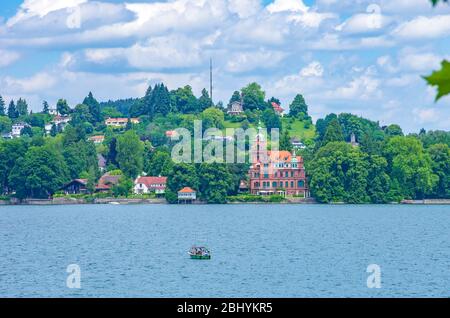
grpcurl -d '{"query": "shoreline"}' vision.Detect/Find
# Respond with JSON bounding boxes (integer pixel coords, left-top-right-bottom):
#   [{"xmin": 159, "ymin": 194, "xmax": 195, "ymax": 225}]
[{"xmin": 1, "ymin": 198, "xmax": 450, "ymax": 206}]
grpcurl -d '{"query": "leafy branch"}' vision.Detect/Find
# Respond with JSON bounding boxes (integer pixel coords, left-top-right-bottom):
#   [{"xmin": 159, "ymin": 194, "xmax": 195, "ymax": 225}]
[{"xmin": 424, "ymin": 0, "xmax": 449, "ymax": 101}]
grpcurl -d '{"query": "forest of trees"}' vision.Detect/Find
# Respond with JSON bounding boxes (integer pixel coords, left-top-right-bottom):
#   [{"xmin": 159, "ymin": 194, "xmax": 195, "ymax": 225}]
[{"xmin": 0, "ymin": 77, "xmax": 449, "ymax": 204}]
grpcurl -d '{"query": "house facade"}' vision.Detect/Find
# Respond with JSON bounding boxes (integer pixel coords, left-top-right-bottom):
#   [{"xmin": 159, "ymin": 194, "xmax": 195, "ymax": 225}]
[
  {"xmin": 45, "ymin": 115, "xmax": 71, "ymax": 135},
  {"xmin": 134, "ymin": 176, "xmax": 167, "ymax": 195},
  {"xmin": 95, "ymin": 173, "xmax": 120, "ymax": 192},
  {"xmin": 248, "ymin": 129, "xmax": 309, "ymax": 197},
  {"xmin": 291, "ymin": 138, "xmax": 306, "ymax": 150},
  {"xmin": 227, "ymin": 101, "xmax": 244, "ymax": 115},
  {"xmin": 62, "ymin": 179, "xmax": 88, "ymax": 195},
  {"xmin": 105, "ymin": 118, "xmax": 140, "ymax": 127},
  {"xmin": 11, "ymin": 122, "xmax": 29, "ymax": 138},
  {"xmin": 178, "ymin": 187, "xmax": 197, "ymax": 203},
  {"xmin": 89, "ymin": 135, "xmax": 105, "ymax": 144}
]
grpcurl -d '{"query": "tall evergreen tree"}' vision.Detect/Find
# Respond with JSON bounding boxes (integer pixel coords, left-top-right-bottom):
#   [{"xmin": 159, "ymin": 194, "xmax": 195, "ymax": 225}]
[
  {"xmin": 16, "ymin": 98, "xmax": 28, "ymax": 116},
  {"xmin": 83, "ymin": 92, "xmax": 102, "ymax": 124},
  {"xmin": 152, "ymin": 84, "xmax": 172, "ymax": 116},
  {"xmin": 198, "ymin": 88, "xmax": 212, "ymax": 111},
  {"xmin": 7, "ymin": 100, "xmax": 18, "ymax": 119},
  {"xmin": 42, "ymin": 101, "xmax": 50, "ymax": 114},
  {"xmin": 0, "ymin": 95, "xmax": 5, "ymax": 116}
]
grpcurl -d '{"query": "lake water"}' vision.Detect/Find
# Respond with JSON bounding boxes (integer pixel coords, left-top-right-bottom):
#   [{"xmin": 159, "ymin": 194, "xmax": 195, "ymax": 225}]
[{"xmin": 0, "ymin": 204, "xmax": 449, "ymax": 298}]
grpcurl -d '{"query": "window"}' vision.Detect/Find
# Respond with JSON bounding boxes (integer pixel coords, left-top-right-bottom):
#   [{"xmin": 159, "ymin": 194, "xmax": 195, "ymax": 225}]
[
  {"xmin": 285, "ymin": 172, "xmax": 289, "ymax": 178},
  {"xmin": 285, "ymin": 182, "xmax": 289, "ymax": 188},
  {"xmin": 291, "ymin": 181, "xmax": 294, "ymax": 188},
  {"xmin": 272, "ymin": 182, "xmax": 277, "ymax": 188},
  {"xmin": 298, "ymin": 181, "xmax": 305, "ymax": 188}
]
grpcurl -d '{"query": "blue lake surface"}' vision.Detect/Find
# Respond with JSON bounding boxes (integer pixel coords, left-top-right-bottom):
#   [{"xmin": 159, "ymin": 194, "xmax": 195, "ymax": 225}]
[{"xmin": 0, "ymin": 204, "xmax": 449, "ymax": 298}]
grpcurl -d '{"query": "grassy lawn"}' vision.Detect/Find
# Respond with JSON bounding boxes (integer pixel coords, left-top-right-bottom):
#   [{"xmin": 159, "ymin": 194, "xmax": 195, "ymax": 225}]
[
  {"xmin": 223, "ymin": 118, "xmax": 316, "ymax": 141},
  {"xmin": 282, "ymin": 118, "xmax": 316, "ymax": 141}
]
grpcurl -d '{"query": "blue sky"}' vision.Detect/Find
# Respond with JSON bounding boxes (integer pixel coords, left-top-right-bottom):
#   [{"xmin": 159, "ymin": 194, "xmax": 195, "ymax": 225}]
[{"xmin": 1, "ymin": 0, "xmax": 450, "ymax": 132}]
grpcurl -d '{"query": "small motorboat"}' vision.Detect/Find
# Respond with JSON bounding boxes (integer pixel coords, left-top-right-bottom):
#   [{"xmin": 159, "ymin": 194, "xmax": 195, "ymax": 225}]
[{"xmin": 188, "ymin": 246, "xmax": 211, "ymax": 260}]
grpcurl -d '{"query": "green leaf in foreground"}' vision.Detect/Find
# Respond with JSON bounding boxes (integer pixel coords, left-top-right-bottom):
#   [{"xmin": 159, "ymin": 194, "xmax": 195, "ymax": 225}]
[{"xmin": 423, "ymin": 60, "xmax": 450, "ymax": 101}]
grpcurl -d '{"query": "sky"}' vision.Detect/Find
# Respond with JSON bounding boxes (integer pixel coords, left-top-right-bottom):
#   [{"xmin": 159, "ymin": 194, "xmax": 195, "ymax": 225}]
[{"xmin": 1, "ymin": 0, "xmax": 450, "ymax": 132}]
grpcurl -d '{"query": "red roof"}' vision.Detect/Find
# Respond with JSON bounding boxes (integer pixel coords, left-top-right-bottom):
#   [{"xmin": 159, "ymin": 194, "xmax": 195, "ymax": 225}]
[
  {"xmin": 89, "ymin": 135, "xmax": 105, "ymax": 141},
  {"xmin": 271, "ymin": 102, "xmax": 284, "ymax": 113},
  {"xmin": 166, "ymin": 130, "xmax": 178, "ymax": 137},
  {"xmin": 178, "ymin": 187, "xmax": 196, "ymax": 193},
  {"xmin": 136, "ymin": 176, "xmax": 167, "ymax": 188},
  {"xmin": 96, "ymin": 173, "xmax": 120, "ymax": 190}
]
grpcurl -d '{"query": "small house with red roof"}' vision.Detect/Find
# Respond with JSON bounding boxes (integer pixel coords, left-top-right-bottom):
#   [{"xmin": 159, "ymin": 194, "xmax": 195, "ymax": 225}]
[
  {"xmin": 89, "ymin": 135, "xmax": 105, "ymax": 144},
  {"xmin": 95, "ymin": 173, "xmax": 121, "ymax": 193},
  {"xmin": 166, "ymin": 130, "xmax": 179, "ymax": 139},
  {"xmin": 271, "ymin": 102, "xmax": 284, "ymax": 116},
  {"xmin": 178, "ymin": 187, "xmax": 197, "ymax": 203},
  {"xmin": 134, "ymin": 176, "xmax": 167, "ymax": 195}
]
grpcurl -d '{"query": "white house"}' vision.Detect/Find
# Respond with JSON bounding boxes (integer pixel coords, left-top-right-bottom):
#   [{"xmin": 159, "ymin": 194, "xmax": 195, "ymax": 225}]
[
  {"xmin": 45, "ymin": 115, "xmax": 71, "ymax": 135},
  {"xmin": 11, "ymin": 122, "xmax": 29, "ymax": 138},
  {"xmin": 291, "ymin": 138, "xmax": 306, "ymax": 150},
  {"xmin": 105, "ymin": 118, "xmax": 140, "ymax": 127},
  {"xmin": 227, "ymin": 101, "xmax": 244, "ymax": 115},
  {"xmin": 49, "ymin": 108, "xmax": 58, "ymax": 116},
  {"xmin": 178, "ymin": 187, "xmax": 197, "ymax": 203},
  {"xmin": 134, "ymin": 176, "xmax": 167, "ymax": 195}
]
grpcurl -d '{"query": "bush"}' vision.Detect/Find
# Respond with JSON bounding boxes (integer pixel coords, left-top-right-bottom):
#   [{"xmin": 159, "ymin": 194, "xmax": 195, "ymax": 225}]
[{"xmin": 227, "ymin": 194, "xmax": 285, "ymax": 203}]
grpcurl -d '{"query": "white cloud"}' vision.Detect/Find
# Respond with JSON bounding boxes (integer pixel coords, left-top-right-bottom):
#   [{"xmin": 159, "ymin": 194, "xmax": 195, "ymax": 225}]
[
  {"xmin": 267, "ymin": 0, "xmax": 308, "ymax": 14},
  {"xmin": 2, "ymin": 72, "xmax": 56, "ymax": 94},
  {"xmin": 335, "ymin": 13, "xmax": 391, "ymax": 34},
  {"xmin": 85, "ymin": 34, "xmax": 206, "ymax": 69},
  {"xmin": 289, "ymin": 11, "xmax": 336, "ymax": 28},
  {"xmin": 226, "ymin": 49, "xmax": 286, "ymax": 73},
  {"xmin": 300, "ymin": 61, "xmax": 324, "ymax": 77},
  {"xmin": 392, "ymin": 15, "xmax": 450, "ymax": 40},
  {"xmin": 7, "ymin": 0, "xmax": 88, "ymax": 27},
  {"xmin": 228, "ymin": 0, "xmax": 261, "ymax": 18},
  {"xmin": 0, "ymin": 50, "xmax": 20, "ymax": 67},
  {"xmin": 325, "ymin": 74, "xmax": 381, "ymax": 100},
  {"xmin": 413, "ymin": 107, "xmax": 440, "ymax": 124},
  {"xmin": 399, "ymin": 52, "xmax": 443, "ymax": 72},
  {"xmin": 380, "ymin": 0, "xmax": 445, "ymax": 14}
]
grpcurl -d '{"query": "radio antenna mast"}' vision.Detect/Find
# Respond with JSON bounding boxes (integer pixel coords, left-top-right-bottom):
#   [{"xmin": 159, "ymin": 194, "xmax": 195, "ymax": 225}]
[{"xmin": 210, "ymin": 58, "xmax": 213, "ymax": 107}]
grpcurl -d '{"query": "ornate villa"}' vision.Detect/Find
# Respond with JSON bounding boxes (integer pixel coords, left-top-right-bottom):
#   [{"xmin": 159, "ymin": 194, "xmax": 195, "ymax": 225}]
[{"xmin": 248, "ymin": 128, "xmax": 309, "ymax": 197}]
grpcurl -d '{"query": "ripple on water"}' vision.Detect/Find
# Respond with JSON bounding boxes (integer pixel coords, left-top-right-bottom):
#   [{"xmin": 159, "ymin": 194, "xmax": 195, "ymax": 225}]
[{"xmin": 0, "ymin": 204, "xmax": 449, "ymax": 297}]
